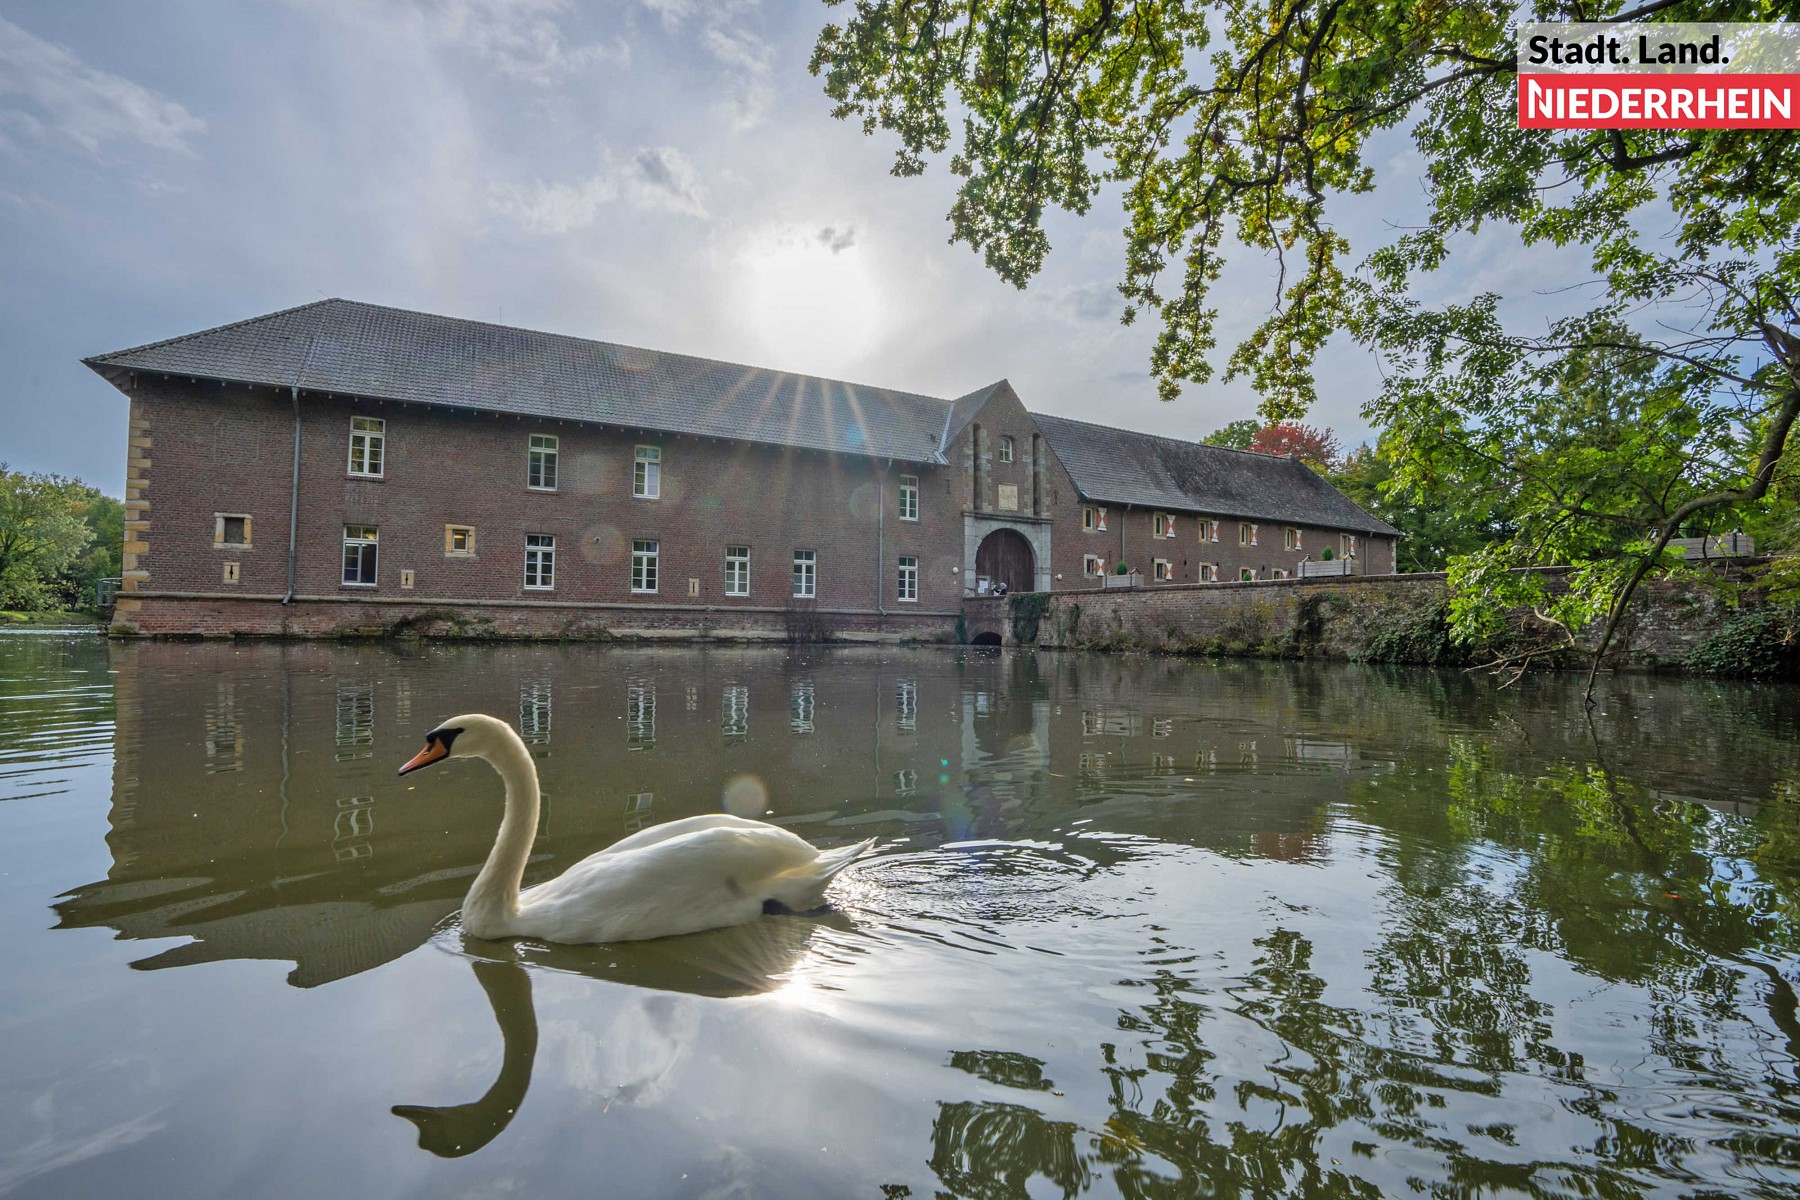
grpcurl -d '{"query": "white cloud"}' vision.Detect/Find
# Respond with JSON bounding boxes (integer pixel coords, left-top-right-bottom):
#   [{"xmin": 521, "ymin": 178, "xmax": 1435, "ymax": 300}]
[
  {"xmin": 628, "ymin": 146, "xmax": 707, "ymax": 218},
  {"xmin": 635, "ymin": 2, "xmax": 773, "ymax": 130},
  {"xmin": 436, "ymin": 0, "xmax": 628, "ymax": 82},
  {"xmin": 639, "ymin": 0, "xmax": 697, "ymax": 29},
  {"xmin": 0, "ymin": 16, "xmax": 205, "ymax": 156},
  {"xmin": 490, "ymin": 143, "xmax": 707, "ymax": 231},
  {"xmin": 490, "ymin": 161, "xmax": 619, "ymax": 234},
  {"xmin": 701, "ymin": 25, "xmax": 773, "ymax": 130},
  {"xmin": 0, "ymin": 188, "xmax": 54, "ymax": 211}
]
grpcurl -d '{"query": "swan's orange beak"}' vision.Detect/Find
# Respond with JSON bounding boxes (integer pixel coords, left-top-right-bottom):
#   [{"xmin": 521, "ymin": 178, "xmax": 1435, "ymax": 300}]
[{"xmin": 398, "ymin": 738, "xmax": 450, "ymax": 776}]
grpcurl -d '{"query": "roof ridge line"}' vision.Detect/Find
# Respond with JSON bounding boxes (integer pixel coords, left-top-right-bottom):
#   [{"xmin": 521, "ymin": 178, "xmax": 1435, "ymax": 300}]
[
  {"xmin": 308, "ymin": 298, "xmax": 962, "ymax": 411},
  {"xmin": 1033, "ymin": 409, "xmax": 1304, "ymax": 463},
  {"xmin": 83, "ymin": 297, "xmax": 338, "ymax": 365}
]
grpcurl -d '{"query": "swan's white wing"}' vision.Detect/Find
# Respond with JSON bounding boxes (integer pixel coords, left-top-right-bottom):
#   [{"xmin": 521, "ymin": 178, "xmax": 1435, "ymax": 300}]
[
  {"xmin": 516, "ymin": 822, "xmax": 850, "ymax": 944},
  {"xmin": 593, "ymin": 814, "xmax": 791, "ymax": 860}
]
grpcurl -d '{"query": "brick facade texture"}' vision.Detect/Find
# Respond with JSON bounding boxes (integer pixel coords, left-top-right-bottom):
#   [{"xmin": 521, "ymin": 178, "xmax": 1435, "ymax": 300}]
[{"xmin": 111, "ymin": 374, "xmax": 1398, "ymax": 639}]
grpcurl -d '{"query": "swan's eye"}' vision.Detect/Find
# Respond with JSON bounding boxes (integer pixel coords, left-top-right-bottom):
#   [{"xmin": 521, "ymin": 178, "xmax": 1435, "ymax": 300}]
[{"xmin": 427, "ymin": 727, "xmax": 464, "ymax": 751}]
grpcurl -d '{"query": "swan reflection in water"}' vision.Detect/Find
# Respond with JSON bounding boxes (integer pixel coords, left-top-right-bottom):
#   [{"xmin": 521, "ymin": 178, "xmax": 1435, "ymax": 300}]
[{"xmin": 392, "ymin": 908, "xmax": 858, "ymax": 1158}]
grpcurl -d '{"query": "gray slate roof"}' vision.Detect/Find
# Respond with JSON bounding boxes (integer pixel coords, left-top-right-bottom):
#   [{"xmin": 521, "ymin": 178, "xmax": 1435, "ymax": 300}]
[
  {"xmin": 1034, "ymin": 413, "xmax": 1399, "ymax": 537},
  {"xmin": 86, "ymin": 298, "xmax": 1397, "ymax": 536},
  {"xmin": 86, "ymin": 298, "xmax": 954, "ymax": 464}
]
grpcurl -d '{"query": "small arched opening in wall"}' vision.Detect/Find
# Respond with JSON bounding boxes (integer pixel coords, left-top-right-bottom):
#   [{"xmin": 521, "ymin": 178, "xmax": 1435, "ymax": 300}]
[{"xmin": 969, "ymin": 630, "xmax": 1003, "ymax": 647}]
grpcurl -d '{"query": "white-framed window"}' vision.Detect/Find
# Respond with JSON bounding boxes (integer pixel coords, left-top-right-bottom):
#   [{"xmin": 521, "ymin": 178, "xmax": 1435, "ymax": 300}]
[
  {"xmin": 631, "ymin": 539, "xmax": 659, "ymax": 593},
  {"xmin": 634, "ymin": 445, "xmax": 661, "ymax": 498},
  {"xmin": 1153, "ymin": 558, "xmax": 1173, "ymax": 581},
  {"xmin": 724, "ymin": 545, "xmax": 750, "ymax": 596},
  {"xmin": 445, "ymin": 525, "xmax": 475, "ymax": 556},
  {"xmin": 1197, "ymin": 518, "xmax": 1217, "ymax": 542},
  {"xmin": 899, "ymin": 475, "xmax": 919, "ymax": 521},
  {"xmin": 1239, "ymin": 522, "xmax": 1257, "ymax": 546},
  {"xmin": 790, "ymin": 680, "xmax": 815, "ymax": 734},
  {"xmin": 1082, "ymin": 505, "xmax": 1108, "ymax": 532},
  {"xmin": 1341, "ymin": 533, "xmax": 1359, "ymax": 559},
  {"xmin": 722, "ymin": 685, "xmax": 749, "ymax": 740},
  {"xmin": 214, "ymin": 513, "xmax": 252, "ymax": 548},
  {"xmin": 1272, "ymin": 568, "xmax": 1290, "ymax": 579},
  {"xmin": 1199, "ymin": 563, "xmax": 1218, "ymax": 582},
  {"xmin": 627, "ymin": 682, "xmax": 655, "ymax": 749},
  {"xmin": 793, "ymin": 549, "xmax": 816, "ymax": 598},
  {"xmin": 348, "ymin": 416, "xmax": 385, "ymax": 478},
  {"xmin": 1285, "ymin": 527, "xmax": 1302, "ymax": 551},
  {"xmin": 624, "ymin": 792, "xmax": 655, "ymax": 831},
  {"xmin": 528, "ymin": 434, "xmax": 558, "ymax": 490},
  {"xmin": 998, "ymin": 436, "xmax": 1015, "ymax": 463},
  {"xmin": 897, "ymin": 556, "xmax": 919, "ymax": 602},
  {"xmin": 1154, "ymin": 512, "xmax": 1176, "ymax": 538},
  {"xmin": 524, "ymin": 533, "xmax": 555, "ymax": 590},
  {"xmin": 1083, "ymin": 554, "xmax": 1106, "ymax": 577},
  {"xmin": 342, "ymin": 524, "xmax": 378, "ymax": 585},
  {"xmin": 334, "ymin": 799, "xmax": 374, "ymax": 842},
  {"xmin": 1239, "ymin": 567, "xmax": 1256, "ymax": 582},
  {"xmin": 519, "ymin": 681, "xmax": 552, "ymax": 745}
]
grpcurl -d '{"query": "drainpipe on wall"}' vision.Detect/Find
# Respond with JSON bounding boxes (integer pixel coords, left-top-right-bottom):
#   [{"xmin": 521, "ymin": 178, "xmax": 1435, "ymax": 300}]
[
  {"xmin": 1119, "ymin": 504, "xmax": 1129, "ymax": 575},
  {"xmin": 283, "ymin": 384, "xmax": 300, "ymax": 604},
  {"xmin": 876, "ymin": 467, "xmax": 886, "ymax": 616},
  {"xmin": 283, "ymin": 308, "xmax": 329, "ymax": 606}
]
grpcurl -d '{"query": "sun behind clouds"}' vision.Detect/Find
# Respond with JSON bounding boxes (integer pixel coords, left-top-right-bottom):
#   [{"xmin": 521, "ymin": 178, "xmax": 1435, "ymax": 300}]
[{"xmin": 731, "ymin": 223, "xmax": 885, "ymax": 375}]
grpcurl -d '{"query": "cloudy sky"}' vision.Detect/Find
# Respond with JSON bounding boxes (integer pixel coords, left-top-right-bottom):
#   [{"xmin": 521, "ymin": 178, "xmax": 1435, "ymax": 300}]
[{"xmin": 0, "ymin": 0, "xmax": 1552, "ymax": 495}]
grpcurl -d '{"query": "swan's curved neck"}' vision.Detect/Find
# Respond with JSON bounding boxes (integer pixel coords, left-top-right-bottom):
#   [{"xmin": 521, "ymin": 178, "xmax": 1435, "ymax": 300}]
[{"xmin": 464, "ymin": 730, "xmax": 539, "ymax": 937}]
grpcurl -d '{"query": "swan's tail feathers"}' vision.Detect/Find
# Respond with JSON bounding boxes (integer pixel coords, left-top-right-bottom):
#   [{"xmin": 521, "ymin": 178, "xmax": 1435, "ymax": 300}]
[{"xmin": 766, "ymin": 838, "xmax": 877, "ymax": 913}]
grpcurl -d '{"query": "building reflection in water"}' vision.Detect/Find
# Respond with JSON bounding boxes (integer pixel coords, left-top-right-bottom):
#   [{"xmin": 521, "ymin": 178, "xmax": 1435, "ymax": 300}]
[
  {"xmin": 518, "ymin": 680, "xmax": 551, "ymax": 746},
  {"xmin": 28, "ymin": 639, "xmax": 1800, "ymax": 1188},
  {"xmin": 57, "ymin": 642, "xmax": 1776, "ymax": 997}
]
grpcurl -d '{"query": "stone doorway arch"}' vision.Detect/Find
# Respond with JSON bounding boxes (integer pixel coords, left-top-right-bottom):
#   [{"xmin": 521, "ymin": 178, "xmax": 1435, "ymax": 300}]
[{"xmin": 975, "ymin": 528, "xmax": 1036, "ymax": 594}]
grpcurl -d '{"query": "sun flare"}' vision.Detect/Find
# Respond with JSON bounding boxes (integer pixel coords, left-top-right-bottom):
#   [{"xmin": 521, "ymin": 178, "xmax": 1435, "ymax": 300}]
[{"xmin": 732, "ymin": 225, "xmax": 884, "ymax": 374}]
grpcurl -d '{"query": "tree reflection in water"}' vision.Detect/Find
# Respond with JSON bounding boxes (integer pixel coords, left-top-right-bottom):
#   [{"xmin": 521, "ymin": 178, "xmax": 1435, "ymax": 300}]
[
  {"xmin": 15, "ymin": 640, "xmax": 1798, "ymax": 1197},
  {"xmin": 918, "ymin": 729, "xmax": 1800, "ymax": 1199}
]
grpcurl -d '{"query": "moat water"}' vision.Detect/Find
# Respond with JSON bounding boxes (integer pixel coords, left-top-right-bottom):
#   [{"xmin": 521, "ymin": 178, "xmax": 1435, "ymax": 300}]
[{"xmin": 2, "ymin": 630, "xmax": 1798, "ymax": 1199}]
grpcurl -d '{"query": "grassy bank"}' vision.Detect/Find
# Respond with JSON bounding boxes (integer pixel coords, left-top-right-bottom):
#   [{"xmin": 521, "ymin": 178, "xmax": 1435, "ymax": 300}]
[{"xmin": 1, "ymin": 610, "xmax": 100, "ymax": 626}]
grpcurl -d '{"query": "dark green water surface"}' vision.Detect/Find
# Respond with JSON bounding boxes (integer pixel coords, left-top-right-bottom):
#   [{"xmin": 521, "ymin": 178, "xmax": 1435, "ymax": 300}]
[{"xmin": 2, "ymin": 631, "xmax": 1798, "ymax": 1198}]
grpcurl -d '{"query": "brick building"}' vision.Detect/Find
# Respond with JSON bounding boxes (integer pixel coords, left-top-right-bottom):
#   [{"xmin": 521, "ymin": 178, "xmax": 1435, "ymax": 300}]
[{"xmin": 84, "ymin": 299, "xmax": 1398, "ymax": 638}]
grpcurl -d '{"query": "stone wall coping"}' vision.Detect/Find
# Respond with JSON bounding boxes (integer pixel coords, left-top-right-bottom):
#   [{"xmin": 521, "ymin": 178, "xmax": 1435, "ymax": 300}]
[{"xmin": 961, "ymin": 555, "xmax": 1777, "ymax": 608}]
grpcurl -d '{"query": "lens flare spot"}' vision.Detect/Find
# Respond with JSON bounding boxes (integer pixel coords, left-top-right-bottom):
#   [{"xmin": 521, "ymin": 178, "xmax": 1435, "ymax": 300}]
[{"xmin": 722, "ymin": 774, "xmax": 769, "ymax": 818}]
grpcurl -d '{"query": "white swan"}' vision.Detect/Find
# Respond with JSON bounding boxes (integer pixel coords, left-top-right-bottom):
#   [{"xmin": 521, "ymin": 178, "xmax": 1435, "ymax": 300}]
[{"xmin": 397, "ymin": 713, "xmax": 874, "ymax": 944}]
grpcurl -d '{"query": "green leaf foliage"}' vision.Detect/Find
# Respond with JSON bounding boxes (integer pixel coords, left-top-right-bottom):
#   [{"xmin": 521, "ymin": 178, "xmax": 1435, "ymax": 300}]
[
  {"xmin": 0, "ymin": 465, "xmax": 111, "ymax": 612},
  {"xmin": 813, "ymin": 2, "xmax": 1800, "ymax": 679},
  {"xmin": 1202, "ymin": 419, "xmax": 1261, "ymax": 450}
]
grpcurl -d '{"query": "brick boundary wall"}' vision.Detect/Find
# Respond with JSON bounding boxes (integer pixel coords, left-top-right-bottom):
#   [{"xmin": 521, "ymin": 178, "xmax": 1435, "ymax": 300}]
[
  {"xmin": 962, "ymin": 560, "xmax": 1774, "ymax": 671},
  {"xmin": 115, "ymin": 593, "xmax": 961, "ymax": 642}
]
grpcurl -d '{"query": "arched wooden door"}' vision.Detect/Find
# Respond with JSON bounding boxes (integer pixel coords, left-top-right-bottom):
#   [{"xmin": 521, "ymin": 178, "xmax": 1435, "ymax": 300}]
[{"xmin": 975, "ymin": 529, "xmax": 1035, "ymax": 593}]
